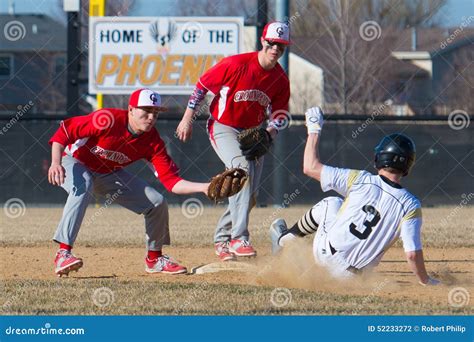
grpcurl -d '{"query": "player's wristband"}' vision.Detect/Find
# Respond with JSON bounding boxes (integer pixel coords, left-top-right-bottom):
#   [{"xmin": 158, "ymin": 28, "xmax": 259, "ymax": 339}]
[
  {"xmin": 307, "ymin": 125, "xmax": 321, "ymax": 134},
  {"xmin": 267, "ymin": 119, "xmax": 282, "ymax": 132},
  {"xmin": 187, "ymin": 86, "xmax": 207, "ymax": 109}
]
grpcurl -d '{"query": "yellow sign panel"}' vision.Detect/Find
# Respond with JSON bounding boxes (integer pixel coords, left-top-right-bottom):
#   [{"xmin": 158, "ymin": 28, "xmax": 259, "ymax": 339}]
[
  {"xmin": 96, "ymin": 54, "xmax": 224, "ymax": 86},
  {"xmin": 90, "ymin": 0, "xmax": 105, "ymax": 17}
]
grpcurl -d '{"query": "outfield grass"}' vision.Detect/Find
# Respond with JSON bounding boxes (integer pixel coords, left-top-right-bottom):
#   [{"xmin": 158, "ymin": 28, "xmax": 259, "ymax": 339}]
[
  {"xmin": 1, "ymin": 206, "xmax": 472, "ymax": 248},
  {"xmin": 2, "ymin": 279, "xmax": 470, "ymax": 315}
]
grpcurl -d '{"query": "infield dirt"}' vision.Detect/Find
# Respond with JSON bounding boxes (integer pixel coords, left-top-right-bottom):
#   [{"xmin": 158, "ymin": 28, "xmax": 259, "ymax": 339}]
[{"xmin": 1, "ymin": 206, "xmax": 472, "ymax": 315}]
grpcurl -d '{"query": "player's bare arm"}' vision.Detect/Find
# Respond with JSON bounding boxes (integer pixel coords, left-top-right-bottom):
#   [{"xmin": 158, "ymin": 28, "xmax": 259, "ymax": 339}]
[
  {"xmin": 303, "ymin": 107, "xmax": 325, "ymax": 182},
  {"xmin": 48, "ymin": 142, "xmax": 66, "ymax": 186},
  {"xmin": 176, "ymin": 107, "xmax": 195, "ymax": 142},
  {"xmin": 172, "ymin": 170, "xmax": 247, "ymax": 202},
  {"xmin": 172, "ymin": 179, "xmax": 209, "ymax": 195},
  {"xmin": 177, "ymin": 84, "xmax": 209, "ymax": 142},
  {"xmin": 406, "ymin": 250, "xmax": 440, "ymax": 286}
]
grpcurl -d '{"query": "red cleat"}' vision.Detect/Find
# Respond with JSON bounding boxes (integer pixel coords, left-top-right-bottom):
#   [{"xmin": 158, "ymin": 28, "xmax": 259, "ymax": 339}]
[
  {"xmin": 229, "ymin": 239, "xmax": 257, "ymax": 257},
  {"xmin": 145, "ymin": 255, "xmax": 187, "ymax": 274},
  {"xmin": 54, "ymin": 249, "xmax": 83, "ymax": 277},
  {"xmin": 215, "ymin": 242, "xmax": 236, "ymax": 261}
]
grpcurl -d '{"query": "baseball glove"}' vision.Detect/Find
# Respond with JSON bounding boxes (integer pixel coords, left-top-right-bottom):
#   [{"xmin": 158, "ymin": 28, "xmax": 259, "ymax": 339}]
[
  {"xmin": 237, "ymin": 127, "xmax": 273, "ymax": 161},
  {"xmin": 207, "ymin": 168, "xmax": 248, "ymax": 202}
]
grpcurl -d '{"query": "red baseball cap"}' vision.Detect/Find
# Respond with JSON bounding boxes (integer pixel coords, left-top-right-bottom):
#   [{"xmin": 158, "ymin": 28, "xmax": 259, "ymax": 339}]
[
  {"xmin": 262, "ymin": 21, "xmax": 291, "ymax": 45},
  {"xmin": 129, "ymin": 88, "xmax": 167, "ymax": 110}
]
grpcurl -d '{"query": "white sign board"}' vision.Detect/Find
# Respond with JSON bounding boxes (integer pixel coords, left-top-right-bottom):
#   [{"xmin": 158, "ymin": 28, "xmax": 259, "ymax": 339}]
[{"xmin": 88, "ymin": 16, "xmax": 244, "ymax": 94}]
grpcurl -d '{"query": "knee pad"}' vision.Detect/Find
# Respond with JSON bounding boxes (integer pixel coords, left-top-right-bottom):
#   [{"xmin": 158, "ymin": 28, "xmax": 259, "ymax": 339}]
[{"xmin": 144, "ymin": 187, "xmax": 165, "ymax": 207}]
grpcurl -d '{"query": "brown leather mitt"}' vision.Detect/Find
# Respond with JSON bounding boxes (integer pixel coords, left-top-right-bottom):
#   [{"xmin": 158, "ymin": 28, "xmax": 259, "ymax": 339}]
[
  {"xmin": 237, "ymin": 127, "xmax": 273, "ymax": 161},
  {"xmin": 207, "ymin": 168, "xmax": 248, "ymax": 202}
]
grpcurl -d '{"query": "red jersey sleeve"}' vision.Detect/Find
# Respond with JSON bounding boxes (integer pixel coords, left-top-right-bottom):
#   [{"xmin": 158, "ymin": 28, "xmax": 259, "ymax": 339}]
[
  {"xmin": 148, "ymin": 135, "xmax": 183, "ymax": 192},
  {"xmin": 271, "ymin": 75, "xmax": 290, "ymax": 113},
  {"xmin": 198, "ymin": 57, "xmax": 233, "ymax": 94},
  {"xmin": 49, "ymin": 109, "xmax": 110, "ymax": 146}
]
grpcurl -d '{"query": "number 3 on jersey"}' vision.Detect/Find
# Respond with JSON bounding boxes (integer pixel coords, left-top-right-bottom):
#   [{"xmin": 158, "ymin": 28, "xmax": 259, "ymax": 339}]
[{"xmin": 349, "ymin": 205, "xmax": 381, "ymax": 240}]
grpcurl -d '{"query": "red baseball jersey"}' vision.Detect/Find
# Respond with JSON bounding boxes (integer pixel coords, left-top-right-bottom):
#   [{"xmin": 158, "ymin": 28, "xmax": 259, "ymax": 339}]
[
  {"xmin": 49, "ymin": 108, "xmax": 182, "ymax": 191},
  {"xmin": 198, "ymin": 51, "xmax": 290, "ymax": 129}
]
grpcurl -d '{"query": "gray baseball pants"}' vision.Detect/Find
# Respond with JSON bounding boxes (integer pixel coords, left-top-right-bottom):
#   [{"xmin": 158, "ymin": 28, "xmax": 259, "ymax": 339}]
[
  {"xmin": 53, "ymin": 155, "xmax": 169, "ymax": 251},
  {"xmin": 207, "ymin": 119, "xmax": 264, "ymax": 243}
]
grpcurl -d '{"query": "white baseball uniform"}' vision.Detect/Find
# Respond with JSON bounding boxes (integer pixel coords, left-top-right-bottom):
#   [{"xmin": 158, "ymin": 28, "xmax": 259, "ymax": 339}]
[{"xmin": 312, "ymin": 165, "xmax": 422, "ymax": 278}]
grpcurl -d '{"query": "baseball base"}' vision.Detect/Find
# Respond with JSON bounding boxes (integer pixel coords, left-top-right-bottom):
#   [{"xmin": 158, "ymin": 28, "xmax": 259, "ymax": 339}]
[{"xmin": 189, "ymin": 261, "xmax": 255, "ymax": 275}]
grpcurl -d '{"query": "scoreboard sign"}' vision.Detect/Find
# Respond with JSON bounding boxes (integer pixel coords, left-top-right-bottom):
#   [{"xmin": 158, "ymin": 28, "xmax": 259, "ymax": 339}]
[{"xmin": 88, "ymin": 16, "xmax": 243, "ymax": 94}]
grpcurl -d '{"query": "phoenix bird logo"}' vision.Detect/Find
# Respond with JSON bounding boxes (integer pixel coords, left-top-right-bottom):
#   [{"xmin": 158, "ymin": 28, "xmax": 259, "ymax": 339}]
[{"xmin": 149, "ymin": 19, "xmax": 177, "ymax": 54}]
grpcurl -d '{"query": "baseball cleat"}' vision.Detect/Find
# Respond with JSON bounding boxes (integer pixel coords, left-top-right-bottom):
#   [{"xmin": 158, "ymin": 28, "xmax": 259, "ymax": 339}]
[
  {"xmin": 215, "ymin": 242, "xmax": 236, "ymax": 261},
  {"xmin": 54, "ymin": 249, "xmax": 83, "ymax": 277},
  {"xmin": 145, "ymin": 255, "xmax": 187, "ymax": 274},
  {"xmin": 270, "ymin": 218, "xmax": 288, "ymax": 254},
  {"xmin": 229, "ymin": 239, "xmax": 257, "ymax": 257}
]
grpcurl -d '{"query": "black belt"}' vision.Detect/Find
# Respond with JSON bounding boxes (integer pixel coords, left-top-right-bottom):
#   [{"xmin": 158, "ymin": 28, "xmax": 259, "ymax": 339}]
[{"xmin": 328, "ymin": 242, "xmax": 363, "ymax": 275}]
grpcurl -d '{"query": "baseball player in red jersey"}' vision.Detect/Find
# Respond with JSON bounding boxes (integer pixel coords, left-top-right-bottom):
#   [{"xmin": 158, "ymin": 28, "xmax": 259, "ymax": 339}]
[
  {"xmin": 176, "ymin": 22, "xmax": 291, "ymax": 261},
  {"xmin": 48, "ymin": 88, "xmax": 211, "ymax": 276}
]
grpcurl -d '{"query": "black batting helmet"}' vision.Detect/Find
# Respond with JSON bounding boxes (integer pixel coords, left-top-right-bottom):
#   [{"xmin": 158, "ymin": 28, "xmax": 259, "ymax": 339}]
[{"xmin": 374, "ymin": 133, "xmax": 416, "ymax": 176}]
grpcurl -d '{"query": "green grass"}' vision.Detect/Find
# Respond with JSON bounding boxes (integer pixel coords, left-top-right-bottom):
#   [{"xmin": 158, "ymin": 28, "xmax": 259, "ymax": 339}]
[{"xmin": 1, "ymin": 279, "xmax": 470, "ymax": 316}]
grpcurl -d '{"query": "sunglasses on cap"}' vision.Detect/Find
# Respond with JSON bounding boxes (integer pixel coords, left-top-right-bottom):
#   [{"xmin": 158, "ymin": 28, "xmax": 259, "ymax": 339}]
[{"xmin": 264, "ymin": 40, "xmax": 286, "ymax": 50}]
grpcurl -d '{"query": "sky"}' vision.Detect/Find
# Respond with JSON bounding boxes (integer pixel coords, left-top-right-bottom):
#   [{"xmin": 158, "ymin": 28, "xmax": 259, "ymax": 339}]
[{"xmin": 0, "ymin": 0, "xmax": 472, "ymax": 28}]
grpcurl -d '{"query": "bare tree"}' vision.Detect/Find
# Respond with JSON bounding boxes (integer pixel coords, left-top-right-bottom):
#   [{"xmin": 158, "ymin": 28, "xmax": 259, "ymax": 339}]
[
  {"xmin": 175, "ymin": 0, "xmax": 258, "ymax": 23},
  {"xmin": 290, "ymin": 0, "xmax": 447, "ymax": 114},
  {"xmin": 291, "ymin": 0, "xmax": 446, "ymax": 36},
  {"xmin": 440, "ymin": 47, "xmax": 474, "ymax": 114}
]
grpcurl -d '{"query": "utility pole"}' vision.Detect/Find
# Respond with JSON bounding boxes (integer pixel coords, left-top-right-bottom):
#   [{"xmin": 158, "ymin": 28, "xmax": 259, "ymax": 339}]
[
  {"xmin": 256, "ymin": 0, "xmax": 268, "ymax": 51},
  {"xmin": 272, "ymin": 0, "xmax": 290, "ymax": 206},
  {"xmin": 64, "ymin": 0, "xmax": 81, "ymax": 116},
  {"xmin": 275, "ymin": 0, "xmax": 289, "ymax": 74},
  {"xmin": 90, "ymin": 0, "xmax": 105, "ymax": 109}
]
